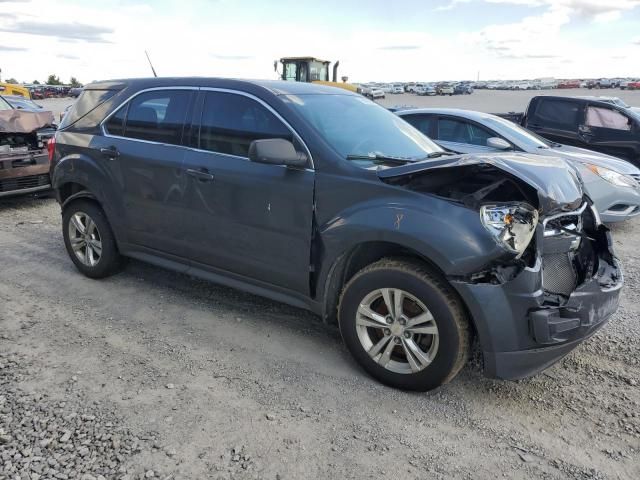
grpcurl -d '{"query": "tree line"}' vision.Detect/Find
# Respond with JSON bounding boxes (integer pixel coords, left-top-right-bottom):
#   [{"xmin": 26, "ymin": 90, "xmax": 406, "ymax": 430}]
[{"xmin": 2, "ymin": 75, "xmax": 83, "ymax": 87}]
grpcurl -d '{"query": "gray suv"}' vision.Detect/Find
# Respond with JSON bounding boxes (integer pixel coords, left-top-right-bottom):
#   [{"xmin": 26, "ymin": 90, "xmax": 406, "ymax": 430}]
[{"xmin": 50, "ymin": 78, "xmax": 622, "ymax": 391}]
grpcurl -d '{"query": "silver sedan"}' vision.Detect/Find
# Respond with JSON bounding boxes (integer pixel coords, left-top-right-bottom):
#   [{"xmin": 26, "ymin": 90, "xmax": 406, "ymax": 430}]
[{"xmin": 396, "ymin": 108, "xmax": 640, "ymax": 223}]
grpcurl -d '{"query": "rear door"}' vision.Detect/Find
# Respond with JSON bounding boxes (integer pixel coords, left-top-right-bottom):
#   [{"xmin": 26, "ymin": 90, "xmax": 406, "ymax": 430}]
[
  {"xmin": 525, "ymin": 97, "xmax": 584, "ymax": 146},
  {"xmin": 582, "ymin": 104, "xmax": 639, "ymax": 162},
  {"xmin": 98, "ymin": 88, "xmax": 196, "ymax": 255},
  {"xmin": 181, "ymin": 89, "xmax": 315, "ymax": 294}
]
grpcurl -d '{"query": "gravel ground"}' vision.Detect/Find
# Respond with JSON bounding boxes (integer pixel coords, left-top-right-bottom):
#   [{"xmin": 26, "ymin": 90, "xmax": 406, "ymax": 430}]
[
  {"xmin": 376, "ymin": 88, "xmax": 640, "ymax": 112},
  {"xmin": 1, "ymin": 193, "xmax": 639, "ymax": 479}
]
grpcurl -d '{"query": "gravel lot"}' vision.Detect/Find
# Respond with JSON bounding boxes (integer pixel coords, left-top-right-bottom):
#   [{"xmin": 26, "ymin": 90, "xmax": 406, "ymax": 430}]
[
  {"xmin": 376, "ymin": 87, "xmax": 640, "ymax": 112},
  {"xmin": 2, "ymin": 91, "xmax": 640, "ymax": 479}
]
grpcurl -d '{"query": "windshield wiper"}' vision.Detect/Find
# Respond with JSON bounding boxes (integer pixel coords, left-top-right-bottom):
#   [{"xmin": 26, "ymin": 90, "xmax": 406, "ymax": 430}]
[
  {"xmin": 345, "ymin": 154, "xmax": 416, "ymax": 165},
  {"xmin": 424, "ymin": 151, "xmax": 455, "ymax": 158}
]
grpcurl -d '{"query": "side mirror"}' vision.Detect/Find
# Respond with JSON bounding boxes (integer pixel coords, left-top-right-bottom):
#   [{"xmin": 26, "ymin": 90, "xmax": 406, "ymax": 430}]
[
  {"xmin": 248, "ymin": 138, "xmax": 308, "ymax": 168},
  {"xmin": 487, "ymin": 137, "xmax": 512, "ymax": 150}
]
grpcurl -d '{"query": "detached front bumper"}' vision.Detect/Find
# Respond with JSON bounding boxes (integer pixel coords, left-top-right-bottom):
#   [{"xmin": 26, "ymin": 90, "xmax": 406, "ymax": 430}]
[{"xmin": 451, "ymin": 228, "xmax": 622, "ymax": 380}]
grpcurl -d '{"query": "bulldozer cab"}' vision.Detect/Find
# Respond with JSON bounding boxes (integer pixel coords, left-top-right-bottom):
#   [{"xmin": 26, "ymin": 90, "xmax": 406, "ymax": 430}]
[{"xmin": 278, "ymin": 57, "xmax": 330, "ymax": 83}]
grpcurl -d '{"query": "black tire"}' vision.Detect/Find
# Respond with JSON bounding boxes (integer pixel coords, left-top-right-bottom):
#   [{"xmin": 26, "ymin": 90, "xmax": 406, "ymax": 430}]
[
  {"xmin": 62, "ymin": 199, "xmax": 124, "ymax": 279},
  {"xmin": 338, "ymin": 258, "xmax": 470, "ymax": 391}
]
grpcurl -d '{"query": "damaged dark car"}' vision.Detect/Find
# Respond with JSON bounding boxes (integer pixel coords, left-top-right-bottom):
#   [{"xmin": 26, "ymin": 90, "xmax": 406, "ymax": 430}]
[
  {"xmin": 0, "ymin": 95, "xmax": 56, "ymax": 198},
  {"xmin": 50, "ymin": 79, "xmax": 622, "ymax": 391}
]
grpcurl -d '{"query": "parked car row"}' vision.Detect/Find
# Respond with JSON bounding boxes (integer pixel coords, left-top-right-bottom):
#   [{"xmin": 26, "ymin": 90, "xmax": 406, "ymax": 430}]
[{"xmin": 47, "ymin": 77, "xmax": 623, "ymax": 393}]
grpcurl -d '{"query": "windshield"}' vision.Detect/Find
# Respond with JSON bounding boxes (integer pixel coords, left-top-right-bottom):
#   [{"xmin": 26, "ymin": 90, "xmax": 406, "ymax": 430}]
[
  {"xmin": 283, "ymin": 94, "xmax": 443, "ymax": 166},
  {"xmin": 0, "ymin": 96, "xmax": 12, "ymax": 111},
  {"xmin": 485, "ymin": 116, "xmax": 554, "ymax": 149}
]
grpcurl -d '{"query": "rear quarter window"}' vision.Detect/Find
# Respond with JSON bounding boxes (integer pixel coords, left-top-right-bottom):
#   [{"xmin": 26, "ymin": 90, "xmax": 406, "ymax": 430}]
[
  {"xmin": 59, "ymin": 89, "xmax": 119, "ymax": 129},
  {"xmin": 530, "ymin": 99, "xmax": 581, "ymax": 131}
]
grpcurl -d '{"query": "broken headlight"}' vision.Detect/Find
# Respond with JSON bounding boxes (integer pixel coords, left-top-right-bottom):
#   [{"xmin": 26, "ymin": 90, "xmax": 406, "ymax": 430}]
[{"xmin": 480, "ymin": 204, "xmax": 539, "ymax": 257}]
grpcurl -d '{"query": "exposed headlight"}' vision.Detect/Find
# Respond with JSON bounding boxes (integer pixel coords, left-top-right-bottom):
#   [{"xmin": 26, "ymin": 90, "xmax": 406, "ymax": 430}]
[
  {"xmin": 480, "ymin": 204, "xmax": 539, "ymax": 257},
  {"xmin": 586, "ymin": 164, "xmax": 638, "ymax": 188}
]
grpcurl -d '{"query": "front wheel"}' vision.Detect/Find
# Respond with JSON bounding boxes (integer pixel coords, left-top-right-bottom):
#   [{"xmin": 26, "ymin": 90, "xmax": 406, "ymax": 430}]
[{"xmin": 338, "ymin": 258, "xmax": 470, "ymax": 391}]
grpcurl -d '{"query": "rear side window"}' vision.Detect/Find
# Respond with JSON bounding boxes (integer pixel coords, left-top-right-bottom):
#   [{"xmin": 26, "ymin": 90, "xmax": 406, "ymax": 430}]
[
  {"xmin": 403, "ymin": 114, "xmax": 435, "ymax": 137},
  {"xmin": 437, "ymin": 118, "xmax": 493, "ymax": 146},
  {"xmin": 59, "ymin": 89, "xmax": 118, "ymax": 129},
  {"xmin": 105, "ymin": 90, "xmax": 192, "ymax": 145},
  {"xmin": 105, "ymin": 104, "xmax": 127, "ymax": 136},
  {"xmin": 197, "ymin": 92, "xmax": 292, "ymax": 157},
  {"xmin": 530, "ymin": 99, "xmax": 581, "ymax": 131}
]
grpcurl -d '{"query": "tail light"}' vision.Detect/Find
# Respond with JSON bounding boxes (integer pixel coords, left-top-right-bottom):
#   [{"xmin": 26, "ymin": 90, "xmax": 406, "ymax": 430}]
[{"xmin": 47, "ymin": 136, "xmax": 56, "ymax": 163}]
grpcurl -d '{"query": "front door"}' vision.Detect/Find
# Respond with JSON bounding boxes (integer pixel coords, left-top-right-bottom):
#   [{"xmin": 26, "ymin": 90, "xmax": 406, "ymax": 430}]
[{"xmin": 181, "ymin": 90, "xmax": 315, "ymax": 294}]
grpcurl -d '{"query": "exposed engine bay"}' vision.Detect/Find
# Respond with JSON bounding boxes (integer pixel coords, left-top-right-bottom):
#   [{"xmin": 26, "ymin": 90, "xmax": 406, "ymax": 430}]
[{"xmin": 379, "ymin": 158, "xmax": 620, "ymax": 306}]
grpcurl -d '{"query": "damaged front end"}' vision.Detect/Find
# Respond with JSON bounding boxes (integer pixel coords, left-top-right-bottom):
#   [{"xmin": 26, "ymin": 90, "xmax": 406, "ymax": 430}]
[
  {"xmin": 0, "ymin": 108, "xmax": 55, "ymax": 198},
  {"xmin": 379, "ymin": 153, "xmax": 623, "ymax": 379}
]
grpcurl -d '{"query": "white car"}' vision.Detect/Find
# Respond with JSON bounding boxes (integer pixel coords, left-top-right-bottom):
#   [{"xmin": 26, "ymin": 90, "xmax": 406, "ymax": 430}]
[
  {"xmin": 438, "ymin": 85, "xmax": 454, "ymax": 95},
  {"xmin": 370, "ymin": 88, "xmax": 385, "ymax": 99},
  {"xmin": 381, "ymin": 84, "xmax": 394, "ymax": 94},
  {"xmin": 392, "ymin": 85, "xmax": 404, "ymax": 94}
]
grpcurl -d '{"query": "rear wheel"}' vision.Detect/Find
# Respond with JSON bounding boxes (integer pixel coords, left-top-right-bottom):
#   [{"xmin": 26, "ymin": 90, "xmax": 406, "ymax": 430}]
[
  {"xmin": 338, "ymin": 258, "xmax": 470, "ymax": 391},
  {"xmin": 62, "ymin": 200, "xmax": 124, "ymax": 278}
]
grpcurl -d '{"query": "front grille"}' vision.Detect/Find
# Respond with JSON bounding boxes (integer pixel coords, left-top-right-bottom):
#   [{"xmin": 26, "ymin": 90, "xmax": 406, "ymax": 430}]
[
  {"xmin": 541, "ymin": 202, "xmax": 593, "ymax": 297},
  {"xmin": 542, "ymin": 253, "xmax": 577, "ymax": 296},
  {"xmin": 0, "ymin": 174, "xmax": 50, "ymax": 193}
]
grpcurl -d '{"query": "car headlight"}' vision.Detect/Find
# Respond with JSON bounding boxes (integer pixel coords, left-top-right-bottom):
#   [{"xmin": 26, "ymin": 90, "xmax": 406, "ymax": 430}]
[
  {"xmin": 585, "ymin": 164, "xmax": 638, "ymax": 188},
  {"xmin": 480, "ymin": 204, "xmax": 539, "ymax": 257}
]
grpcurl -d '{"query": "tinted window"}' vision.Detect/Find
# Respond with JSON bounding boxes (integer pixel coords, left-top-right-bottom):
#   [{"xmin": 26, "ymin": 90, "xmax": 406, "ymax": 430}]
[
  {"xmin": 105, "ymin": 104, "xmax": 127, "ymax": 136},
  {"xmin": 59, "ymin": 89, "xmax": 118, "ymax": 129},
  {"xmin": 198, "ymin": 92, "xmax": 292, "ymax": 157},
  {"xmin": 403, "ymin": 114, "xmax": 435, "ymax": 137},
  {"xmin": 437, "ymin": 118, "xmax": 493, "ymax": 146},
  {"xmin": 530, "ymin": 99, "xmax": 581, "ymax": 130},
  {"xmin": 123, "ymin": 90, "xmax": 191, "ymax": 145}
]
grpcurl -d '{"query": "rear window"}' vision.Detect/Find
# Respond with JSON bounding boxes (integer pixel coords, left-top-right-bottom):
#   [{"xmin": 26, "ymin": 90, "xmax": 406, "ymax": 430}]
[
  {"xmin": 59, "ymin": 89, "xmax": 119, "ymax": 129},
  {"xmin": 530, "ymin": 99, "xmax": 581, "ymax": 131}
]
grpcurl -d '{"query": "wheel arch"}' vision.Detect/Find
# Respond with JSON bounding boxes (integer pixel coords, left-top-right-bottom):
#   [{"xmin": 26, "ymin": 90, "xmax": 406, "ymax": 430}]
[{"xmin": 319, "ymin": 240, "xmax": 472, "ymax": 328}]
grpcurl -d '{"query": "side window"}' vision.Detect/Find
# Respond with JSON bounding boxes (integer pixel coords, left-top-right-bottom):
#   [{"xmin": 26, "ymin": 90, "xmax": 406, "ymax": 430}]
[
  {"xmin": 530, "ymin": 99, "xmax": 580, "ymax": 131},
  {"xmin": 437, "ymin": 118, "xmax": 477, "ymax": 144},
  {"xmin": 403, "ymin": 114, "xmax": 435, "ymax": 137},
  {"xmin": 198, "ymin": 92, "xmax": 293, "ymax": 157},
  {"xmin": 105, "ymin": 104, "xmax": 127, "ymax": 136},
  {"xmin": 467, "ymin": 123, "xmax": 494, "ymax": 146},
  {"xmin": 586, "ymin": 106, "xmax": 631, "ymax": 131},
  {"xmin": 109, "ymin": 90, "xmax": 191, "ymax": 145}
]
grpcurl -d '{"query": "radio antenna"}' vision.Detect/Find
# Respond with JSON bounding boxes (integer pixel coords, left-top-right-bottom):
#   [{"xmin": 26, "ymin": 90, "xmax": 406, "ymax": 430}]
[{"xmin": 145, "ymin": 50, "xmax": 158, "ymax": 77}]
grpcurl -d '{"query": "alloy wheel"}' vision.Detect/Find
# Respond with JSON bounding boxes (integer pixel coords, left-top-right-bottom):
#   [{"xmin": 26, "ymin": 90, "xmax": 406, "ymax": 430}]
[
  {"xmin": 68, "ymin": 211, "xmax": 102, "ymax": 267},
  {"xmin": 355, "ymin": 288, "xmax": 439, "ymax": 374}
]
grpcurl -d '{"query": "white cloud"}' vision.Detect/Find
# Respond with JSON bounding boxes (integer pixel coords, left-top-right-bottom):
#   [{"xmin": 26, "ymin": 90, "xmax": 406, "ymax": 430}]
[{"xmin": 0, "ymin": 0, "xmax": 638, "ymax": 84}]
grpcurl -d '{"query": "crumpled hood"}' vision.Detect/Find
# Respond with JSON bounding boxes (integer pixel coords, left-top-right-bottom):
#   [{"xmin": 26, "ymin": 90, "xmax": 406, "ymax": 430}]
[
  {"xmin": 377, "ymin": 152, "xmax": 585, "ymax": 215},
  {"xmin": 0, "ymin": 108, "xmax": 55, "ymax": 133}
]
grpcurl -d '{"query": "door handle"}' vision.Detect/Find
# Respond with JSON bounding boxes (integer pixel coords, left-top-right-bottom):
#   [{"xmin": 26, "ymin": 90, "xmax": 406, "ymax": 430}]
[
  {"xmin": 99, "ymin": 146, "xmax": 120, "ymax": 159},
  {"xmin": 186, "ymin": 168, "xmax": 215, "ymax": 182}
]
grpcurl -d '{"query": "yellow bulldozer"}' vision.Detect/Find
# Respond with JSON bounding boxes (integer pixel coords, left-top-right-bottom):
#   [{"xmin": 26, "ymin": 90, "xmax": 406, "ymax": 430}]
[
  {"xmin": 0, "ymin": 82, "xmax": 31, "ymax": 98},
  {"xmin": 275, "ymin": 57, "xmax": 358, "ymax": 93}
]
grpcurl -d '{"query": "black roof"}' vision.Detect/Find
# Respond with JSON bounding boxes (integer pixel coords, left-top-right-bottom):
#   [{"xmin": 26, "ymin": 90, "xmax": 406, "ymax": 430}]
[{"xmin": 86, "ymin": 77, "xmax": 355, "ymax": 96}]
